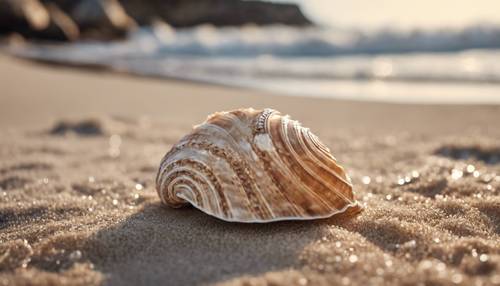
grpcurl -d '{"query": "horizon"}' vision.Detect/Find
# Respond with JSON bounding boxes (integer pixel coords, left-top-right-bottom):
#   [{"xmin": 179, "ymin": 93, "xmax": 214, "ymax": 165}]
[{"xmin": 266, "ymin": 0, "xmax": 500, "ymax": 29}]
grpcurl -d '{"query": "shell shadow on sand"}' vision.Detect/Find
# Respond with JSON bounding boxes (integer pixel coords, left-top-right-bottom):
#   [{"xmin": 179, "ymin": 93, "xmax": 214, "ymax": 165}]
[{"xmin": 83, "ymin": 203, "xmax": 350, "ymax": 286}]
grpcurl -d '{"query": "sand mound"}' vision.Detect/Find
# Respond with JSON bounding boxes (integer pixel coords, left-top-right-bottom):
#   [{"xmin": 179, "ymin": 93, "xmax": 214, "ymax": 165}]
[{"xmin": 49, "ymin": 118, "xmax": 114, "ymax": 136}]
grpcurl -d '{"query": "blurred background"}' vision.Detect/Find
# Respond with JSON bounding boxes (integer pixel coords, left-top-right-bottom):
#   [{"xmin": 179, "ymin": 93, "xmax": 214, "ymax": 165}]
[{"xmin": 1, "ymin": 0, "xmax": 500, "ymax": 103}]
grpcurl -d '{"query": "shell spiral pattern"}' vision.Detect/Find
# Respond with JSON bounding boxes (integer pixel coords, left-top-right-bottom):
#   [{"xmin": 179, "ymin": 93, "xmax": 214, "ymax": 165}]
[{"xmin": 156, "ymin": 108, "xmax": 362, "ymax": 222}]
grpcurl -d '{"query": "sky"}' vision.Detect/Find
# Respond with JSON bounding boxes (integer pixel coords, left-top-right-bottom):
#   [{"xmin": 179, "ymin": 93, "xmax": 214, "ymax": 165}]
[{"xmin": 269, "ymin": 0, "xmax": 500, "ymax": 29}]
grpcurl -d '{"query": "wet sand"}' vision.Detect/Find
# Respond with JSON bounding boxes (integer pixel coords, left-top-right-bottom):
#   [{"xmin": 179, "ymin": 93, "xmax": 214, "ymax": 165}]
[{"xmin": 0, "ymin": 55, "xmax": 499, "ymax": 285}]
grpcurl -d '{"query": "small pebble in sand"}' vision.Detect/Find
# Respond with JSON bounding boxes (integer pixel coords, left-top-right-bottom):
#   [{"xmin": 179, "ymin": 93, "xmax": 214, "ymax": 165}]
[
  {"xmin": 362, "ymin": 176, "xmax": 371, "ymax": 185},
  {"xmin": 69, "ymin": 250, "xmax": 82, "ymax": 261},
  {"xmin": 404, "ymin": 240, "xmax": 417, "ymax": 248},
  {"xmin": 466, "ymin": 164, "xmax": 475, "ymax": 173},
  {"xmin": 451, "ymin": 273, "xmax": 463, "ymax": 284},
  {"xmin": 473, "ymin": 170, "xmax": 481, "ymax": 178},
  {"xmin": 419, "ymin": 260, "xmax": 433, "ymax": 270},
  {"xmin": 362, "ymin": 195, "xmax": 370, "ymax": 202},
  {"xmin": 109, "ymin": 134, "xmax": 122, "ymax": 158},
  {"xmin": 483, "ymin": 174, "xmax": 494, "ymax": 183},
  {"xmin": 385, "ymin": 260, "xmax": 393, "ymax": 267},
  {"xmin": 135, "ymin": 183, "xmax": 143, "ymax": 190},
  {"xmin": 479, "ymin": 254, "xmax": 489, "ymax": 262},
  {"xmin": 436, "ymin": 262, "xmax": 446, "ymax": 272},
  {"xmin": 341, "ymin": 277, "xmax": 350, "ymax": 285},
  {"xmin": 451, "ymin": 169, "xmax": 463, "ymax": 180},
  {"xmin": 349, "ymin": 255, "xmax": 358, "ymax": 263}
]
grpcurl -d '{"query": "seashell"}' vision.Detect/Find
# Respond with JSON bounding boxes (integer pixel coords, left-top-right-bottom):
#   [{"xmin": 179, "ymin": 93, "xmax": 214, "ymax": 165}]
[{"xmin": 156, "ymin": 108, "xmax": 362, "ymax": 222}]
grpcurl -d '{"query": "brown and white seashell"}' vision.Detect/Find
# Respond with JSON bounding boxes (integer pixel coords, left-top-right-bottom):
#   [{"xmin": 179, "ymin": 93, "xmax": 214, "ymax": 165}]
[{"xmin": 156, "ymin": 108, "xmax": 362, "ymax": 222}]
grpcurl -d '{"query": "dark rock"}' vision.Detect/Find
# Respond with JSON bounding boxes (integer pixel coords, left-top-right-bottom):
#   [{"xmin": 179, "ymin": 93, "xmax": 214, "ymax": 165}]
[
  {"xmin": 0, "ymin": 176, "xmax": 32, "ymax": 190},
  {"xmin": 50, "ymin": 119, "xmax": 104, "ymax": 136},
  {"xmin": 69, "ymin": 0, "xmax": 136, "ymax": 40},
  {"xmin": 0, "ymin": 0, "xmax": 50, "ymax": 34},
  {"xmin": 118, "ymin": 0, "xmax": 312, "ymax": 27},
  {"xmin": 42, "ymin": 3, "xmax": 80, "ymax": 41},
  {"xmin": 0, "ymin": 0, "xmax": 79, "ymax": 41}
]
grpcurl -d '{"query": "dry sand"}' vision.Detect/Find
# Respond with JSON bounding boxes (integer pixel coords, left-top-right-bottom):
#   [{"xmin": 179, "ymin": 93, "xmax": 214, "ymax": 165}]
[{"xmin": 0, "ymin": 55, "xmax": 500, "ymax": 285}]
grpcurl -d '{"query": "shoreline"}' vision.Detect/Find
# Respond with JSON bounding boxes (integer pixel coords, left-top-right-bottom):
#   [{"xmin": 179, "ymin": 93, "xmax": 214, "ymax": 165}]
[
  {"xmin": 5, "ymin": 45, "xmax": 500, "ymax": 105},
  {"xmin": 1, "ymin": 53, "xmax": 500, "ymax": 134}
]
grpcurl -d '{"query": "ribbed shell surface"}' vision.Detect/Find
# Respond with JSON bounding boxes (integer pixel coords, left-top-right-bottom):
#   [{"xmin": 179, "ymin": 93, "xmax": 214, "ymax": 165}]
[{"xmin": 156, "ymin": 108, "xmax": 362, "ymax": 222}]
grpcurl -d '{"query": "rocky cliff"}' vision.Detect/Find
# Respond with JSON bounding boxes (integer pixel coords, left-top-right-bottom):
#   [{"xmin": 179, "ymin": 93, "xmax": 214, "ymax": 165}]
[{"xmin": 0, "ymin": 0, "xmax": 312, "ymax": 42}]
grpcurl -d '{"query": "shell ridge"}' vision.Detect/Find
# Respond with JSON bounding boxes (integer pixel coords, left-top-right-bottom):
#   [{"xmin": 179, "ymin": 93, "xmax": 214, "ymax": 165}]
[
  {"xmin": 258, "ymin": 115, "xmax": 332, "ymax": 214},
  {"xmin": 174, "ymin": 184, "xmax": 195, "ymax": 201},
  {"xmin": 201, "ymin": 121, "xmax": 277, "ymax": 220},
  {"xmin": 254, "ymin": 114, "xmax": 331, "ymax": 215},
  {"xmin": 293, "ymin": 122, "xmax": 353, "ymax": 189},
  {"xmin": 278, "ymin": 117, "xmax": 336, "ymax": 212},
  {"xmin": 165, "ymin": 176, "xmax": 202, "ymax": 207},
  {"xmin": 166, "ymin": 175, "xmax": 205, "ymax": 208},
  {"xmin": 163, "ymin": 167, "xmax": 219, "ymax": 212},
  {"xmin": 155, "ymin": 133, "xmax": 200, "ymax": 185},
  {"xmin": 249, "ymin": 140, "xmax": 305, "ymax": 217},
  {"xmin": 252, "ymin": 110, "xmax": 317, "ymax": 216},
  {"xmin": 158, "ymin": 145, "xmax": 230, "ymax": 198},
  {"xmin": 307, "ymin": 131, "xmax": 334, "ymax": 159},
  {"xmin": 193, "ymin": 134, "xmax": 269, "ymax": 219},
  {"xmin": 160, "ymin": 157, "xmax": 231, "ymax": 218},
  {"xmin": 162, "ymin": 167, "xmax": 217, "ymax": 213},
  {"xmin": 292, "ymin": 124, "xmax": 355, "ymax": 205},
  {"xmin": 281, "ymin": 117, "xmax": 354, "ymax": 207},
  {"xmin": 300, "ymin": 127, "xmax": 352, "ymax": 186},
  {"xmin": 224, "ymin": 113, "xmax": 277, "ymax": 219}
]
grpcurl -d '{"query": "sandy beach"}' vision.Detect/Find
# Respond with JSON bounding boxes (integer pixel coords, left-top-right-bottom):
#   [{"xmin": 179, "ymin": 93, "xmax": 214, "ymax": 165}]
[{"xmin": 1, "ymin": 54, "xmax": 500, "ymax": 285}]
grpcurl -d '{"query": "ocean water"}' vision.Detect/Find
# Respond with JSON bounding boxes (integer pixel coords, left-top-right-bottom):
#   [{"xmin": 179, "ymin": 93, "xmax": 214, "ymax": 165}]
[{"xmin": 12, "ymin": 24, "xmax": 500, "ymax": 104}]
